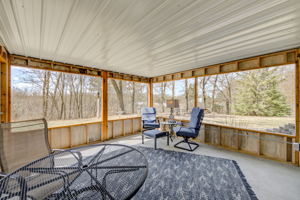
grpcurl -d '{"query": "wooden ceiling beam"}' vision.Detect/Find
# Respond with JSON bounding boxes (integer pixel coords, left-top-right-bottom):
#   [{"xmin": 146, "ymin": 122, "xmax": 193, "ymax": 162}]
[
  {"xmin": 9, "ymin": 54, "xmax": 150, "ymax": 83},
  {"xmin": 10, "ymin": 54, "xmax": 102, "ymax": 77},
  {"xmin": 6, "ymin": 48, "xmax": 299, "ymax": 84},
  {"xmin": 151, "ymin": 48, "xmax": 298, "ymax": 83}
]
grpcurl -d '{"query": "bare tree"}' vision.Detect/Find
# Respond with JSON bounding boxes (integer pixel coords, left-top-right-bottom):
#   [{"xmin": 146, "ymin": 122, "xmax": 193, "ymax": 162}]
[
  {"xmin": 58, "ymin": 73, "xmax": 66, "ymax": 119},
  {"xmin": 215, "ymin": 74, "xmax": 234, "ymax": 114},
  {"xmin": 111, "ymin": 79, "xmax": 125, "ymax": 114},
  {"xmin": 199, "ymin": 76, "xmax": 210, "ymax": 108},
  {"xmin": 172, "ymin": 81, "xmax": 175, "ymax": 99},
  {"xmin": 131, "ymin": 82, "xmax": 135, "ymax": 113},
  {"xmin": 211, "ymin": 75, "xmax": 218, "ymax": 112},
  {"xmin": 185, "ymin": 79, "xmax": 189, "ymax": 112},
  {"xmin": 50, "ymin": 73, "xmax": 62, "ymax": 118},
  {"xmin": 42, "ymin": 71, "xmax": 51, "ymax": 118},
  {"xmin": 160, "ymin": 82, "xmax": 167, "ymax": 113}
]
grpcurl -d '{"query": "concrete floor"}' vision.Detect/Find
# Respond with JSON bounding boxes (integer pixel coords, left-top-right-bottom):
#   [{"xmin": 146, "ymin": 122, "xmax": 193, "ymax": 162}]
[{"xmin": 102, "ymin": 134, "xmax": 300, "ymax": 200}]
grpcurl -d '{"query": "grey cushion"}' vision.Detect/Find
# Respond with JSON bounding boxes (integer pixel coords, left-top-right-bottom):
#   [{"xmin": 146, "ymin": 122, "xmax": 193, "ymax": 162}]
[
  {"xmin": 143, "ymin": 130, "xmax": 167, "ymax": 138},
  {"xmin": 174, "ymin": 127, "xmax": 198, "ymax": 138},
  {"xmin": 189, "ymin": 108, "xmax": 204, "ymax": 129},
  {"xmin": 143, "ymin": 122, "xmax": 160, "ymax": 128}
]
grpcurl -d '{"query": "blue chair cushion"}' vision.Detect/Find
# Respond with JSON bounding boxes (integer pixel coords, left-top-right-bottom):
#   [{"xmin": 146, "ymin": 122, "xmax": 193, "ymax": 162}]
[
  {"xmin": 143, "ymin": 130, "xmax": 167, "ymax": 138},
  {"xmin": 189, "ymin": 108, "xmax": 204, "ymax": 129},
  {"xmin": 174, "ymin": 127, "xmax": 198, "ymax": 138},
  {"xmin": 141, "ymin": 107, "xmax": 157, "ymax": 121},
  {"xmin": 143, "ymin": 122, "xmax": 160, "ymax": 128}
]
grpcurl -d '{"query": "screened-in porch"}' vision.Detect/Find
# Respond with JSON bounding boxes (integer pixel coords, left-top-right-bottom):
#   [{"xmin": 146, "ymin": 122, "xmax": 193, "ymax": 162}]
[{"xmin": 0, "ymin": 0, "xmax": 300, "ymax": 199}]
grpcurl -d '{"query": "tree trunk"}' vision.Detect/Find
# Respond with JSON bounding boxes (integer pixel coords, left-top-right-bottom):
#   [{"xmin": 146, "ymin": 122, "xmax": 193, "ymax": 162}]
[
  {"xmin": 211, "ymin": 75, "xmax": 218, "ymax": 112},
  {"xmin": 131, "ymin": 82, "xmax": 135, "ymax": 113},
  {"xmin": 161, "ymin": 83, "xmax": 166, "ymax": 112},
  {"xmin": 42, "ymin": 71, "xmax": 51, "ymax": 118},
  {"xmin": 225, "ymin": 100, "xmax": 230, "ymax": 115},
  {"xmin": 185, "ymin": 79, "xmax": 189, "ymax": 112},
  {"xmin": 225, "ymin": 75, "xmax": 232, "ymax": 115},
  {"xmin": 70, "ymin": 76, "xmax": 81, "ymax": 118},
  {"xmin": 172, "ymin": 81, "xmax": 175, "ymax": 99},
  {"xmin": 68, "ymin": 81, "xmax": 73, "ymax": 119},
  {"xmin": 200, "ymin": 76, "xmax": 211, "ymax": 109},
  {"xmin": 50, "ymin": 73, "xmax": 62, "ymax": 119},
  {"xmin": 111, "ymin": 79, "xmax": 125, "ymax": 113},
  {"xmin": 79, "ymin": 76, "xmax": 84, "ymax": 118},
  {"xmin": 96, "ymin": 78, "xmax": 101, "ymax": 118},
  {"xmin": 59, "ymin": 74, "xmax": 66, "ymax": 120},
  {"xmin": 96, "ymin": 92, "xmax": 101, "ymax": 118}
]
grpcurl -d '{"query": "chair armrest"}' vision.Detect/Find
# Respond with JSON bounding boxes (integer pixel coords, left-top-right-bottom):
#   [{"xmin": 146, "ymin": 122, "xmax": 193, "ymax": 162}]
[
  {"xmin": 52, "ymin": 149, "xmax": 66, "ymax": 153},
  {"xmin": 0, "ymin": 171, "xmax": 7, "ymax": 179},
  {"xmin": 176, "ymin": 121, "xmax": 184, "ymax": 126}
]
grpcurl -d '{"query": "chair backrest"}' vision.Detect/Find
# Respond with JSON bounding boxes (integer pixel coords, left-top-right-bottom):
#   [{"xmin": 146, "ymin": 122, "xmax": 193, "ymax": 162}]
[
  {"xmin": 0, "ymin": 119, "xmax": 51, "ymax": 173},
  {"xmin": 141, "ymin": 107, "xmax": 157, "ymax": 123},
  {"xmin": 188, "ymin": 108, "xmax": 205, "ymax": 130}
]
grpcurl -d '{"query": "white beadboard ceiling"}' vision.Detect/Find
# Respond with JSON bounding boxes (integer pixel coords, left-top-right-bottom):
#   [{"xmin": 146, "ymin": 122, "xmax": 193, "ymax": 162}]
[{"xmin": 0, "ymin": 0, "xmax": 299, "ymax": 77}]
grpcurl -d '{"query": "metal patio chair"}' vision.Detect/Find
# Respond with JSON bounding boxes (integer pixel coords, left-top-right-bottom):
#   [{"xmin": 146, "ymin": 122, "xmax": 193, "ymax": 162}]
[
  {"xmin": 173, "ymin": 108, "xmax": 204, "ymax": 151},
  {"xmin": 141, "ymin": 107, "xmax": 160, "ymax": 131},
  {"xmin": 0, "ymin": 119, "xmax": 54, "ymax": 176},
  {"xmin": 0, "ymin": 119, "xmax": 83, "ymax": 199}
]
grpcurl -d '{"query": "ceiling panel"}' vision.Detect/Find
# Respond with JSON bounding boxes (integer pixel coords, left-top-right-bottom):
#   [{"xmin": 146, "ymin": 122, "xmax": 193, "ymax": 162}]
[{"xmin": 0, "ymin": 0, "xmax": 299, "ymax": 77}]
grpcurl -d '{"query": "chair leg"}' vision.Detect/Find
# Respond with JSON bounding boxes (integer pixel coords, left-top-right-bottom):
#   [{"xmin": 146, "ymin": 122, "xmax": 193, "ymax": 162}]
[
  {"xmin": 142, "ymin": 132, "xmax": 144, "ymax": 144},
  {"xmin": 167, "ymin": 133, "xmax": 169, "ymax": 146},
  {"xmin": 174, "ymin": 137, "xmax": 199, "ymax": 151},
  {"xmin": 154, "ymin": 136, "xmax": 157, "ymax": 150}
]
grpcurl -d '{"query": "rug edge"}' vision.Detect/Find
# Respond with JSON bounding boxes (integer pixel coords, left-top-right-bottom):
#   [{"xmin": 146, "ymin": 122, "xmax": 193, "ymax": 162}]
[{"xmin": 232, "ymin": 160, "xmax": 259, "ymax": 200}]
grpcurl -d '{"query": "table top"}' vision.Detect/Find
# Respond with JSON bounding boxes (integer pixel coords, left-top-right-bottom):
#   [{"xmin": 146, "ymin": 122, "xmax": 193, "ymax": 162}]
[
  {"xmin": 0, "ymin": 144, "xmax": 148, "ymax": 200},
  {"xmin": 160, "ymin": 120, "xmax": 180, "ymax": 125}
]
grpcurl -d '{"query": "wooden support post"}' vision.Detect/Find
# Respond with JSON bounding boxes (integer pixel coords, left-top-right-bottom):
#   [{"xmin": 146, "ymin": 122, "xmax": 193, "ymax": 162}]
[
  {"xmin": 194, "ymin": 77, "xmax": 198, "ymax": 107},
  {"xmin": 148, "ymin": 81, "xmax": 153, "ymax": 107},
  {"xmin": 0, "ymin": 51, "xmax": 10, "ymax": 123},
  {"xmin": 101, "ymin": 71, "xmax": 108, "ymax": 141},
  {"xmin": 295, "ymin": 48, "xmax": 300, "ymax": 166}
]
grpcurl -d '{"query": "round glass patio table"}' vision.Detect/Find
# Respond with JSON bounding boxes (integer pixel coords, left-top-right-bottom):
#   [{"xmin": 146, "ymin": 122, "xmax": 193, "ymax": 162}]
[
  {"xmin": 160, "ymin": 120, "xmax": 180, "ymax": 142},
  {"xmin": 0, "ymin": 144, "xmax": 148, "ymax": 200}
]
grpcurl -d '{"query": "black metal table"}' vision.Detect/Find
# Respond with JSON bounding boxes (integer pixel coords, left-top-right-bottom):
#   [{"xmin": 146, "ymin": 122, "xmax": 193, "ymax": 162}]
[
  {"xmin": 160, "ymin": 121, "xmax": 179, "ymax": 142},
  {"xmin": 0, "ymin": 144, "xmax": 148, "ymax": 200}
]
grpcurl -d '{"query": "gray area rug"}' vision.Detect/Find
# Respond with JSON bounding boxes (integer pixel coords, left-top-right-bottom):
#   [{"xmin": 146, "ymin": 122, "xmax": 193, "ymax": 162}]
[{"xmin": 133, "ymin": 147, "xmax": 258, "ymax": 200}]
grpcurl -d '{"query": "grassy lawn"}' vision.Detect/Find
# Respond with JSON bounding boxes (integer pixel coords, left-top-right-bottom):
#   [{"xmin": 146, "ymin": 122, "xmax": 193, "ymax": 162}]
[
  {"xmin": 159, "ymin": 113, "xmax": 294, "ymax": 132},
  {"xmin": 48, "ymin": 114, "xmax": 140, "ymax": 128},
  {"xmin": 48, "ymin": 113, "xmax": 295, "ymax": 134}
]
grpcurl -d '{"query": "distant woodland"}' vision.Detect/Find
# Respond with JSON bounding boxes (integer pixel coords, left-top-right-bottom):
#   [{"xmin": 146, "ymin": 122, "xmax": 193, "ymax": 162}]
[
  {"xmin": 12, "ymin": 67, "xmax": 147, "ymax": 121},
  {"xmin": 12, "ymin": 65, "xmax": 294, "ymax": 125},
  {"xmin": 154, "ymin": 65, "xmax": 295, "ymax": 117}
]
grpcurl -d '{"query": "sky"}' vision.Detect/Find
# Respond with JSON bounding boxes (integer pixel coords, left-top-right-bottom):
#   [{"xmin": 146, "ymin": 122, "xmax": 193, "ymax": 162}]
[{"xmin": 11, "ymin": 66, "xmax": 36, "ymax": 89}]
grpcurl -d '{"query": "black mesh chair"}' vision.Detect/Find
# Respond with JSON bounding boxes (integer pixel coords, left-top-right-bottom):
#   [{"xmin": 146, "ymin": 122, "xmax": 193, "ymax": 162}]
[
  {"xmin": 0, "ymin": 119, "xmax": 65, "ymax": 177},
  {"xmin": 0, "ymin": 119, "xmax": 80, "ymax": 199},
  {"xmin": 173, "ymin": 108, "xmax": 204, "ymax": 151}
]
